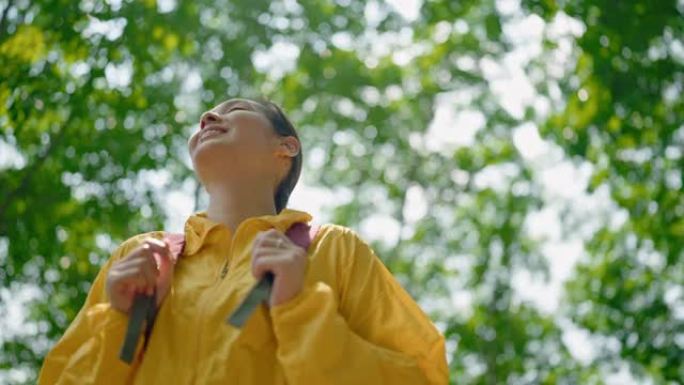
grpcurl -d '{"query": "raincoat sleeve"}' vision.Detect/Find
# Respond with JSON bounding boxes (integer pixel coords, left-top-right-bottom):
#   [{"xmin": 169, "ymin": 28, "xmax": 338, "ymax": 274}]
[
  {"xmin": 37, "ymin": 233, "xmax": 160, "ymax": 385},
  {"xmin": 270, "ymin": 227, "xmax": 449, "ymax": 385}
]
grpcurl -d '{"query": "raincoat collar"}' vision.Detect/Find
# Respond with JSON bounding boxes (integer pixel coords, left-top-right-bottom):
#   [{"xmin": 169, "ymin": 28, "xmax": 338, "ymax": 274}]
[{"xmin": 181, "ymin": 208, "xmax": 313, "ymax": 256}]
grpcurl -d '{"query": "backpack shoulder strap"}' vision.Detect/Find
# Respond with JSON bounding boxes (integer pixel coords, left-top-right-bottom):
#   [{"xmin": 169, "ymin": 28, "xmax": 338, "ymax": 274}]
[
  {"xmin": 149, "ymin": 232, "xmax": 185, "ymax": 331},
  {"xmin": 225, "ymin": 221, "xmax": 322, "ymax": 328},
  {"xmin": 284, "ymin": 222, "xmax": 321, "ymax": 251},
  {"xmin": 123, "ymin": 224, "xmax": 321, "ymax": 362},
  {"xmin": 165, "ymin": 223, "xmax": 317, "ymax": 258},
  {"xmin": 120, "ymin": 231, "xmax": 185, "ymax": 364},
  {"xmin": 163, "ymin": 232, "xmax": 186, "ymax": 262}
]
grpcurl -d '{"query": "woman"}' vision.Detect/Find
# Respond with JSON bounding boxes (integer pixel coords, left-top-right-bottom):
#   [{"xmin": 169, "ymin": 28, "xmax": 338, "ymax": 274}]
[{"xmin": 38, "ymin": 98, "xmax": 448, "ymax": 384}]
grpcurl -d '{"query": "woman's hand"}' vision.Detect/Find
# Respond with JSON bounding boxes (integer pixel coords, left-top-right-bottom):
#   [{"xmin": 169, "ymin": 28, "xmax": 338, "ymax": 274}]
[
  {"xmin": 105, "ymin": 238, "xmax": 174, "ymax": 314},
  {"xmin": 251, "ymin": 229, "xmax": 308, "ymax": 307}
]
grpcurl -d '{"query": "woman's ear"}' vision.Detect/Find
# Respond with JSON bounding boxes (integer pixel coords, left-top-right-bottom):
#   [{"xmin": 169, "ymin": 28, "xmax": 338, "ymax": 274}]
[{"xmin": 277, "ymin": 136, "xmax": 300, "ymax": 158}]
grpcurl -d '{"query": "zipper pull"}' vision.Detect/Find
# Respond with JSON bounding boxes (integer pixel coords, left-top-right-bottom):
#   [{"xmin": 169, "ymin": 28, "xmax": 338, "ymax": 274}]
[{"xmin": 219, "ymin": 262, "xmax": 229, "ymax": 279}]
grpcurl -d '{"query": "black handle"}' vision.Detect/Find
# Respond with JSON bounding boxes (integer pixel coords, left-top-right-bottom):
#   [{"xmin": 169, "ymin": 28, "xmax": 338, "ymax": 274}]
[
  {"xmin": 119, "ymin": 292, "xmax": 156, "ymax": 364},
  {"xmin": 226, "ymin": 272, "xmax": 275, "ymax": 327}
]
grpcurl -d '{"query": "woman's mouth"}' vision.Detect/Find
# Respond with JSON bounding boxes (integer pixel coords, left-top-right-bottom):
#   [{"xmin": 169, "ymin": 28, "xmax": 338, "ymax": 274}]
[{"xmin": 199, "ymin": 126, "xmax": 228, "ymax": 142}]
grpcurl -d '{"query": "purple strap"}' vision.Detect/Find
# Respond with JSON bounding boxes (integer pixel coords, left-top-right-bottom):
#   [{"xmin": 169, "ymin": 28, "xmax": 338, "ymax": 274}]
[
  {"xmin": 163, "ymin": 232, "xmax": 186, "ymax": 261},
  {"xmin": 121, "ymin": 221, "xmax": 318, "ymax": 363},
  {"xmin": 164, "ymin": 221, "xmax": 319, "ymax": 258},
  {"xmin": 285, "ymin": 222, "xmax": 320, "ymax": 251}
]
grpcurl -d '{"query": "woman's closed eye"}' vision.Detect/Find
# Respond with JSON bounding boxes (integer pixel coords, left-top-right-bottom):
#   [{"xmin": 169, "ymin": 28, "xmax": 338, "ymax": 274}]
[{"xmin": 225, "ymin": 107, "xmax": 247, "ymax": 115}]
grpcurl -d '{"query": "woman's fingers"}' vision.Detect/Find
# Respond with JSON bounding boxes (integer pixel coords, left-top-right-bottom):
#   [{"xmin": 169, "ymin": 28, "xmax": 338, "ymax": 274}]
[
  {"xmin": 116, "ymin": 238, "xmax": 165, "ymax": 270},
  {"xmin": 114, "ymin": 257, "xmax": 158, "ymax": 294},
  {"xmin": 106, "ymin": 237, "xmax": 175, "ymax": 313},
  {"xmin": 118, "ymin": 238, "xmax": 169, "ymax": 263},
  {"xmin": 253, "ymin": 229, "xmax": 289, "ymax": 248},
  {"xmin": 115, "ymin": 251, "xmax": 156, "ymax": 270},
  {"xmin": 111, "ymin": 268, "xmax": 151, "ymax": 294},
  {"xmin": 154, "ymin": 239, "xmax": 173, "ymax": 275},
  {"xmin": 251, "ymin": 244, "xmax": 290, "ymax": 272},
  {"xmin": 260, "ymin": 229, "xmax": 292, "ymax": 246},
  {"xmin": 142, "ymin": 238, "xmax": 171, "ymax": 265},
  {"xmin": 111, "ymin": 254, "xmax": 159, "ymax": 295},
  {"xmin": 252, "ymin": 246, "xmax": 285, "ymax": 258},
  {"xmin": 251, "ymin": 255, "xmax": 282, "ymax": 280},
  {"xmin": 265, "ymin": 239, "xmax": 291, "ymax": 249},
  {"xmin": 249, "ymin": 230, "xmax": 309, "ymax": 307},
  {"xmin": 116, "ymin": 264, "xmax": 156, "ymax": 286},
  {"xmin": 142, "ymin": 237, "xmax": 169, "ymax": 252}
]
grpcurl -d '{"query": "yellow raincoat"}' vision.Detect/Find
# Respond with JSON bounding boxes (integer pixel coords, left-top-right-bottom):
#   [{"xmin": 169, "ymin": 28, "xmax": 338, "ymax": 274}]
[{"xmin": 38, "ymin": 208, "xmax": 448, "ymax": 384}]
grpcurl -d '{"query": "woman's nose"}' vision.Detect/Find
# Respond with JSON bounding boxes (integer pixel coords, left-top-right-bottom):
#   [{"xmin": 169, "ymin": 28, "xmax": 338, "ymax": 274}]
[{"xmin": 200, "ymin": 111, "xmax": 221, "ymax": 129}]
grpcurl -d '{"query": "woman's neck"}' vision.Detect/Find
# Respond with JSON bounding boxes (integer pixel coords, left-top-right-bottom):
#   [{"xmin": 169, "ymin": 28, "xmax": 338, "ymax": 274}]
[{"xmin": 205, "ymin": 178, "xmax": 277, "ymax": 234}]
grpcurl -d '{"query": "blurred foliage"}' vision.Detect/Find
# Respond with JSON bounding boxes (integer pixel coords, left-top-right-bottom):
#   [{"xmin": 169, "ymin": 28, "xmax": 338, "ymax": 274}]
[
  {"xmin": 0, "ymin": 0, "xmax": 681, "ymax": 384},
  {"xmin": 524, "ymin": 0, "xmax": 684, "ymax": 382}
]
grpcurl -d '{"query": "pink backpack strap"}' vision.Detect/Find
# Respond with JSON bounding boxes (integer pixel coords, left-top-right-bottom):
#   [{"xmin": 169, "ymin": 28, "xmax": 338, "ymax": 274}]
[
  {"xmin": 163, "ymin": 232, "xmax": 186, "ymax": 262},
  {"xmin": 163, "ymin": 222, "xmax": 317, "ymax": 259},
  {"xmin": 120, "ymin": 232, "xmax": 185, "ymax": 364},
  {"xmin": 284, "ymin": 222, "xmax": 321, "ymax": 251},
  {"xmin": 226, "ymin": 221, "xmax": 321, "ymax": 328},
  {"xmin": 123, "ymin": 223, "xmax": 321, "ymax": 363}
]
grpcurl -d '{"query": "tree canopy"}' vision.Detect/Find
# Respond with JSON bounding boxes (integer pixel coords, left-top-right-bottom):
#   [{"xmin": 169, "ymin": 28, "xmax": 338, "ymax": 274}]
[{"xmin": 1, "ymin": 0, "xmax": 681, "ymax": 383}]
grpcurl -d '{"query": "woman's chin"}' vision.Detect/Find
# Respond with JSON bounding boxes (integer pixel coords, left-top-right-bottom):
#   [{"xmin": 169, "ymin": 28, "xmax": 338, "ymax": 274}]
[
  {"xmin": 192, "ymin": 153, "xmax": 234, "ymax": 183},
  {"xmin": 191, "ymin": 138, "xmax": 236, "ymax": 168}
]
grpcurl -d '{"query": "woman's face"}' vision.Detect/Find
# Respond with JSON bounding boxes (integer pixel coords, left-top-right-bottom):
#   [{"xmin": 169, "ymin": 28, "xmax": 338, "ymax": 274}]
[{"xmin": 188, "ymin": 98, "xmax": 288, "ymax": 189}]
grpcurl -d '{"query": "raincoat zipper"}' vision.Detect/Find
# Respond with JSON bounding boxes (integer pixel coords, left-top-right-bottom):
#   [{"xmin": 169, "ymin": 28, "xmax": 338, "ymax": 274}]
[
  {"xmin": 191, "ymin": 218, "xmax": 263, "ymax": 384},
  {"xmin": 218, "ymin": 219, "xmax": 264, "ymax": 280},
  {"xmin": 219, "ymin": 255, "xmax": 230, "ymax": 279}
]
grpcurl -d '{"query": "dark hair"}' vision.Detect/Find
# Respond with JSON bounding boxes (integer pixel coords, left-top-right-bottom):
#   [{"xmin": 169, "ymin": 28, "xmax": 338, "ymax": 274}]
[{"xmin": 248, "ymin": 98, "xmax": 302, "ymax": 214}]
